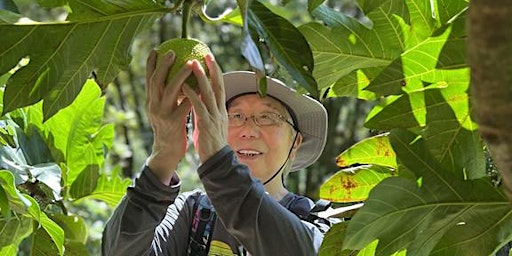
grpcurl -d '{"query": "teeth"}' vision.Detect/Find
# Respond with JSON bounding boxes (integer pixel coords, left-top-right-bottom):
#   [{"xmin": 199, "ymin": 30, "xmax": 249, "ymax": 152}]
[{"xmin": 238, "ymin": 150, "xmax": 261, "ymax": 156}]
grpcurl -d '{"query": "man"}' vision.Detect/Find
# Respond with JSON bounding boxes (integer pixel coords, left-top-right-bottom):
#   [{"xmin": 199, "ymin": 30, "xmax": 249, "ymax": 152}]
[{"xmin": 102, "ymin": 50, "xmax": 328, "ymax": 255}]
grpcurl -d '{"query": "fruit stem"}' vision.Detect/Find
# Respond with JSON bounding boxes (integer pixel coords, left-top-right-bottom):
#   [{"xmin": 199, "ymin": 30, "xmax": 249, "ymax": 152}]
[{"xmin": 182, "ymin": 1, "xmax": 193, "ymax": 38}]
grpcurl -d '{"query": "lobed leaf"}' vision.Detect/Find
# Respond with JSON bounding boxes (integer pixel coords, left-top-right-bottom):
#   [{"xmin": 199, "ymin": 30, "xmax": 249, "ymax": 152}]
[
  {"xmin": 365, "ymin": 69, "xmax": 485, "ymax": 180},
  {"xmin": 365, "ymin": 14, "xmax": 467, "ymax": 96},
  {"xmin": 343, "ymin": 129, "xmax": 512, "ymax": 256},
  {"xmin": 301, "ymin": 0, "xmax": 467, "ymax": 99},
  {"xmin": 300, "ymin": 1, "xmax": 406, "ymax": 91},
  {"xmin": 67, "ymin": 0, "xmax": 161, "ymax": 20},
  {"xmin": 421, "ymin": 80, "xmax": 485, "ymax": 180},
  {"xmin": 0, "ymin": 1, "xmax": 162, "ymax": 119}
]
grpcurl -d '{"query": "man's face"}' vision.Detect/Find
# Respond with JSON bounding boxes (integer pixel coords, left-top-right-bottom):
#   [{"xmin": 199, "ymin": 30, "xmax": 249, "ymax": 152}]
[{"xmin": 226, "ymin": 94, "xmax": 299, "ymax": 182}]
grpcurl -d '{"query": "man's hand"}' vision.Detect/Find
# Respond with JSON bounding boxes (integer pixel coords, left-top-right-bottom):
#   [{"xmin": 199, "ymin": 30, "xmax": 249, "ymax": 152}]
[
  {"xmin": 145, "ymin": 49, "xmax": 193, "ymax": 185},
  {"xmin": 183, "ymin": 53, "xmax": 228, "ymax": 163}
]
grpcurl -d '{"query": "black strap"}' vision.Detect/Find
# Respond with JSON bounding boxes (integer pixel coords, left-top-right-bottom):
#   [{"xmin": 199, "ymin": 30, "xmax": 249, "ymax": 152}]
[
  {"xmin": 187, "ymin": 195, "xmax": 216, "ymax": 256},
  {"xmin": 295, "ymin": 198, "xmax": 333, "ymax": 232},
  {"xmin": 310, "ymin": 199, "xmax": 332, "ymax": 213}
]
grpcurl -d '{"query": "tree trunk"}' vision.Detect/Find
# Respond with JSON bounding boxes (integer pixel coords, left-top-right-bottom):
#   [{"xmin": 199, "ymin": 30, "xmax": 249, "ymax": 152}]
[{"xmin": 468, "ymin": 0, "xmax": 512, "ymax": 202}]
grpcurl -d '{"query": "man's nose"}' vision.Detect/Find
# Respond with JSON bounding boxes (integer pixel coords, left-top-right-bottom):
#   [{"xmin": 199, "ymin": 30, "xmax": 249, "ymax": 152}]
[{"xmin": 239, "ymin": 117, "xmax": 260, "ymax": 138}]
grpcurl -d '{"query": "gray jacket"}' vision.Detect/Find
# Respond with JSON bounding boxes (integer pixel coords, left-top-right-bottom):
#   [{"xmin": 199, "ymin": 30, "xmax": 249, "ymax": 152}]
[{"xmin": 102, "ymin": 146, "xmax": 326, "ymax": 256}]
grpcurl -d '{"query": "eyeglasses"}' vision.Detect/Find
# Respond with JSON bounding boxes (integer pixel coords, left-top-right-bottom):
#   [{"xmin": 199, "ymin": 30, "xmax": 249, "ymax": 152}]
[{"xmin": 228, "ymin": 112, "xmax": 296, "ymax": 129}]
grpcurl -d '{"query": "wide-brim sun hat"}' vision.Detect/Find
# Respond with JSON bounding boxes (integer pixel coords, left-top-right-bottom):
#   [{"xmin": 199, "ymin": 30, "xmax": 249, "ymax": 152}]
[{"xmin": 223, "ymin": 71, "xmax": 328, "ymax": 171}]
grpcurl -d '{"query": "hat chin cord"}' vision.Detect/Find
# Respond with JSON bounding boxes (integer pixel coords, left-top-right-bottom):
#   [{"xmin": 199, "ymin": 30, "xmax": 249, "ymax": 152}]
[{"xmin": 262, "ymin": 131, "xmax": 299, "ymax": 186}]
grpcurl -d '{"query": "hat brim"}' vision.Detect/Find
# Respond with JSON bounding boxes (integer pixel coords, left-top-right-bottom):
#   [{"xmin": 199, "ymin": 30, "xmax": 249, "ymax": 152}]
[{"xmin": 223, "ymin": 71, "xmax": 327, "ymax": 171}]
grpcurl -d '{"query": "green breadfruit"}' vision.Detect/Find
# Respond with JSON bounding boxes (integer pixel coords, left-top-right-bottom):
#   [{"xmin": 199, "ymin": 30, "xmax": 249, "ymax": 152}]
[{"xmin": 156, "ymin": 38, "xmax": 211, "ymax": 88}]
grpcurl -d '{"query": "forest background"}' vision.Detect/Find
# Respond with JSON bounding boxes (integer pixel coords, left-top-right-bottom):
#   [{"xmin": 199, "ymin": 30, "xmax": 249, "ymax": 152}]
[{"xmin": 1, "ymin": 0, "xmax": 512, "ymax": 255}]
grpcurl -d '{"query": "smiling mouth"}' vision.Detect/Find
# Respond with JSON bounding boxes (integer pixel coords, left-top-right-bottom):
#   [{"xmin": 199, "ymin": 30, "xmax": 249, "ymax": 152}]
[{"xmin": 237, "ymin": 150, "xmax": 262, "ymax": 157}]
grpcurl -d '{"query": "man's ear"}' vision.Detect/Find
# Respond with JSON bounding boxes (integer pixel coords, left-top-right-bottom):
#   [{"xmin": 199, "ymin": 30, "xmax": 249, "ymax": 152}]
[{"xmin": 290, "ymin": 132, "xmax": 303, "ymax": 158}]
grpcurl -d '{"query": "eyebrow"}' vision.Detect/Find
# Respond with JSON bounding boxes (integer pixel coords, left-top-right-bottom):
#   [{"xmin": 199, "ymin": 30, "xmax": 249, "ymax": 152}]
[{"xmin": 228, "ymin": 101, "xmax": 279, "ymax": 110}]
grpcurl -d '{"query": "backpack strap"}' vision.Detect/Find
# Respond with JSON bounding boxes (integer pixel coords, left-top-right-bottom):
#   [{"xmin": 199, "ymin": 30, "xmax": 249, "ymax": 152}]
[
  {"xmin": 310, "ymin": 199, "xmax": 332, "ymax": 214},
  {"xmin": 188, "ymin": 194, "xmax": 216, "ymax": 256},
  {"xmin": 304, "ymin": 199, "xmax": 334, "ymax": 232}
]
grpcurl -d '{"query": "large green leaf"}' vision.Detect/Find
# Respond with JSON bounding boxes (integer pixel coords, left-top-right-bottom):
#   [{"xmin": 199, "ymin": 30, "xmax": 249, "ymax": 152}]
[
  {"xmin": 0, "ymin": 146, "xmax": 27, "ymax": 185},
  {"xmin": 300, "ymin": 1, "xmax": 406, "ymax": 91},
  {"xmin": 0, "ymin": 0, "xmax": 162, "ymax": 119},
  {"xmin": 365, "ymin": 13, "xmax": 467, "ymax": 96},
  {"xmin": 336, "ymin": 133, "xmax": 396, "ymax": 168},
  {"xmin": 366, "ymin": 69, "xmax": 466, "ymax": 130},
  {"xmin": 319, "ymin": 222, "xmax": 407, "ymax": 256},
  {"xmin": 0, "ymin": 171, "xmax": 32, "ymax": 214},
  {"xmin": 320, "ymin": 165, "xmax": 394, "ymax": 203},
  {"xmin": 14, "ymin": 124, "xmax": 53, "ymax": 165},
  {"xmin": 36, "ymin": 212, "xmax": 65, "ymax": 256},
  {"xmin": 51, "ymin": 213, "xmax": 88, "ymax": 244},
  {"xmin": 69, "ymin": 165, "xmax": 100, "ymax": 200},
  {"xmin": 36, "ymin": 0, "xmax": 68, "ymax": 8},
  {"xmin": 238, "ymin": 0, "xmax": 264, "ymax": 74},
  {"xmin": 29, "ymin": 163, "xmax": 63, "ymax": 200},
  {"xmin": 0, "ymin": 118, "xmax": 53, "ymax": 171},
  {"xmin": 0, "ymin": 171, "xmax": 43, "ymax": 224},
  {"xmin": 0, "ymin": 186, "xmax": 9, "ymax": 217},
  {"xmin": 43, "ymin": 80, "xmax": 114, "ymax": 186},
  {"xmin": 300, "ymin": 0, "xmax": 467, "ymax": 97},
  {"xmin": 0, "ymin": 9, "xmax": 20, "ymax": 24},
  {"xmin": 0, "ymin": 245, "xmax": 17, "ymax": 256},
  {"xmin": 325, "ymin": 67, "xmax": 381, "ymax": 99},
  {"xmin": 80, "ymin": 167, "xmax": 131, "ymax": 207},
  {"xmin": 432, "ymin": 0, "xmax": 469, "ymax": 26},
  {"xmin": 343, "ymin": 129, "xmax": 512, "ymax": 256},
  {"xmin": 0, "ymin": 216, "xmax": 33, "ymax": 249},
  {"xmin": 421, "ymin": 79, "xmax": 485, "ymax": 180},
  {"xmin": 0, "ymin": 121, "xmax": 63, "ymax": 200},
  {"xmin": 62, "ymin": 241, "xmax": 90, "ymax": 256},
  {"xmin": 248, "ymin": 1, "xmax": 317, "ymax": 97},
  {"xmin": 356, "ymin": 240, "xmax": 406, "ymax": 256},
  {"xmin": 365, "ymin": 69, "xmax": 485, "ymax": 180},
  {"xmin": 319, "ymin": 222, "xmax": 355, "ymax": 256},
  {"xmin": 365, "ymin": 93, "xmax": 423, "ymax": 130},
  {"xmin": 67, "ymin": 0, "xmax": 162, "ymax": 20}
]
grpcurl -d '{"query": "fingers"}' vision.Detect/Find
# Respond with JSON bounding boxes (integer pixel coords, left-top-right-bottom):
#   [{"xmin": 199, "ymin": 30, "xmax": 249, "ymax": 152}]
[
  {"xmin": 182, "ymin": 79, "xmax": 204, "ymax": 116},
  {"xmin": 145, "ymin": 50, "xmax": 157, "ymax": 85},
  {"xmin": 205, "ymin": 53, "xmax": 225, "ymax": 113},
  {"xmin": 187, "ymin": 56, "xmax": 225, "ymax": 113},
  {"xmin": 188, "ymin": 59, "xmax": 215, "ymax": 111},
  {"xmin": 147, "ymin": 51, "xmax": 175, "ymax": 112},
  {"xmin": 184, "ymin": 54, "xmax": 227, "ymax": 128},
  {"xmin": 175, "ymin": 97, "xmax": 192, "ymax": 123},
  {"xmin": 145, "ymin": 50, "xmax": 158, "ymax": 108},
  {"xmin": 161, "ymin": 64, "xmax": 193, "ymax": 111},
  {"xmin": 152, "ymin": 51, "xmax": 175, "ymax": 89}
]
